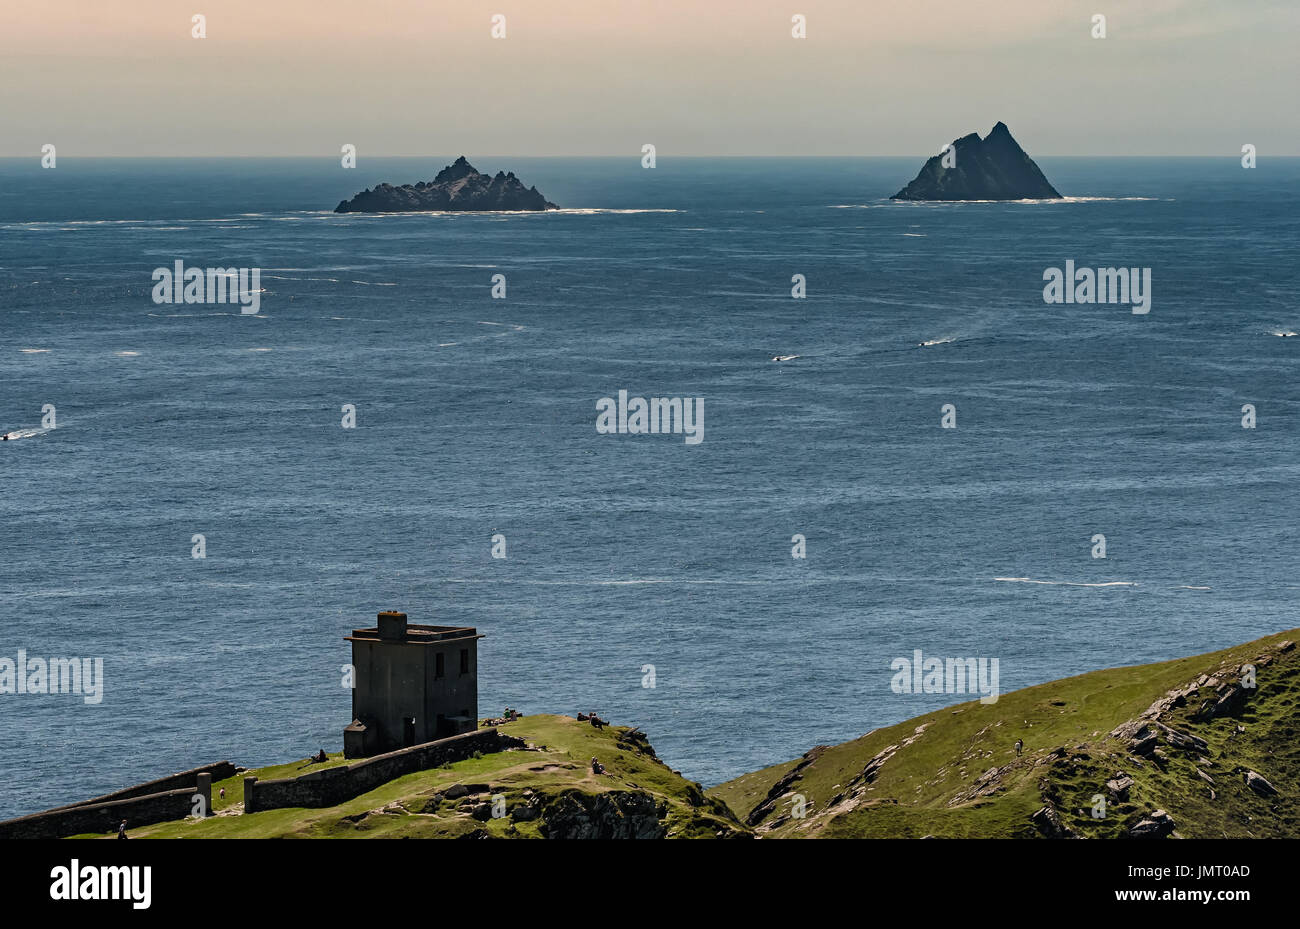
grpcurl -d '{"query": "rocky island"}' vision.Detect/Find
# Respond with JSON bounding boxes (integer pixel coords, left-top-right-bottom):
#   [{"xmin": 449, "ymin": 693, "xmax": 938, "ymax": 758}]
[
  {"xmin": 335, "ymin": 156, "xmax": 557, "ymax": 212},
  {"xmin": 891, "ymin": 122, "xmax": 1062, "ymax": 201}
]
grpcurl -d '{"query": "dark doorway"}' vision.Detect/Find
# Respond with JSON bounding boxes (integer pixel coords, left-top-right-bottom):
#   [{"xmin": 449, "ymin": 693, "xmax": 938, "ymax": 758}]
[{"xmin": 402, "ymin": 716, "xmax": 416, "ymax": 747}]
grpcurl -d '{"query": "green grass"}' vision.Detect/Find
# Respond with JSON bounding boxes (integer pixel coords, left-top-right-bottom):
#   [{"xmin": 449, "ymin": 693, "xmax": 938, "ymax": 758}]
[
  {"xmin": 71, "ymin": 716, "xmax": 744, "ymax": 839},
  {"xmin": 711, "ymin": 628, "xmax": 1299, "ymax": 838},
  {"xmin": 64, "ymin": 629, "xmax": 1298, "ymax": 839}
]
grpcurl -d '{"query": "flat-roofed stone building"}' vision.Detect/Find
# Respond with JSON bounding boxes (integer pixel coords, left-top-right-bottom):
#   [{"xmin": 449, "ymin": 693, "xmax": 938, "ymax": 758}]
[{"xmin": 343, "ymin": 611, "xmax": 482, "ymax": 758}]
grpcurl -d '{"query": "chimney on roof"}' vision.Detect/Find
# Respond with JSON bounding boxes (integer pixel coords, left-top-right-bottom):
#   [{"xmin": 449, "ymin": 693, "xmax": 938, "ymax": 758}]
[{"xmin": 377, "ymin": 611, "xmax": 408, "ymax": 641}]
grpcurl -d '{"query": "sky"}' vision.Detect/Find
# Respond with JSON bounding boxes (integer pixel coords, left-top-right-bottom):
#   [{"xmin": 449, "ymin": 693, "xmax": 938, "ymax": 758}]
[{"xmin": 1, "ymin": 0, "xmax": 1296, "ymax": 156}]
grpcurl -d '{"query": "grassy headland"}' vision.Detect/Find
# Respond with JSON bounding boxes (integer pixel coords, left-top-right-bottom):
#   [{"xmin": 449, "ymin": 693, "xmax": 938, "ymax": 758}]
[{"xmin": 69, "ymin": 629, "xmax": 1296, "ymax": 839}]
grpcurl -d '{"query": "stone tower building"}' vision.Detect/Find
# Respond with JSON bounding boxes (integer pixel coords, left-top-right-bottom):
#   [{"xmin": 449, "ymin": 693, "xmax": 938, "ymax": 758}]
[{"xmin": 343, "ymin": 611, "xmax": 482, "ymax": 758}]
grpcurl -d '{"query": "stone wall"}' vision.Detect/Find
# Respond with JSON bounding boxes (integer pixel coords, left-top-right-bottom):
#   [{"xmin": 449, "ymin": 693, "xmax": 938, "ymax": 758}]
[
  {"xmin": 245, "ymin": 727, "xmax": 521, "ymax": 813},
  {"xmin": 0, "ymin": 778, "xmax": 210, "ymax": 840},
  {"xmin": 46, "ymin": 761, "xmax": 236, "ymax": 812},
  {"xmin": 0, "ymin": 764, "xmax": 226, "ymax": 839}
]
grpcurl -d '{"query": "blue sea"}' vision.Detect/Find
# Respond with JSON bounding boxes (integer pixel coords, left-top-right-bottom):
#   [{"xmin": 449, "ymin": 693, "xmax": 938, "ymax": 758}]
[{"xmin": 1, "ymin": 156, "xmax": 1297, "ymax": 819}]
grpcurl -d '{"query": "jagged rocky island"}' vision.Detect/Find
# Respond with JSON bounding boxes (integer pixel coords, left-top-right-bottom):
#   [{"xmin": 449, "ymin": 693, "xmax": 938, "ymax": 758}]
[
  {"xmin": 335, "ymin": 156, "xmax": 557, "ymax": 212},
  {"xmin": 891, "ymin": 122, "xmax": 1062, "ymax": 201}
]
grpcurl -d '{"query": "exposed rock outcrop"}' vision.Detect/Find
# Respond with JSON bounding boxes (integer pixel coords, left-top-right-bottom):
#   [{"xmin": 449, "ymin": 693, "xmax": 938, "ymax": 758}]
[
  {"xmin": 745, "ymin": 745, "xmax": 828, "ymax": 827},
  {"xmin": 1030, "ymin": 803, "xmax": 1075, "ymax": 838},
  {"xmin": 335, "ymin": 156, "xmax": 557, "ymax": 212},
  {"xmin": 1244, "ymin": 770, "xmax": 1278, "ymax": 797},
  {"xmin": 1106, "ymin": 774, "xmax": 1135, "ymax": 801},
  {"xmin": 539, "ymin": 790, "xmax": 666, "ymax": 839},
  {"xmin": 891, "ymin": 122, "xmax": 1062, "ymax": 201},
  {"xmin": 1128, "ymin": 809, "xmax": 1175, "ymax": 839}
]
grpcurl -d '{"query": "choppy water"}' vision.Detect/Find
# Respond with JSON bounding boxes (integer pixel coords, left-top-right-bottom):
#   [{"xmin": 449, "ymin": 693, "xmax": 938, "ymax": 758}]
[{"xmin": 1, "ymin": 156, "xmax": 1297, "ymax": 818}]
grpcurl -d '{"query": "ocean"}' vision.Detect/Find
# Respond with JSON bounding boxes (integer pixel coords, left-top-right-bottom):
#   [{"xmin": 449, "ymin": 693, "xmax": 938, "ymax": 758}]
[{"xmin": 1, "ymin": 156, "xmax": 1297, "ymax": 819}]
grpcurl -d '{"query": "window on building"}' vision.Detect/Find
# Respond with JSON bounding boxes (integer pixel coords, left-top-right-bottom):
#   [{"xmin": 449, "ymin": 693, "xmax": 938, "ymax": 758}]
[
  {"xmin": 459, "ymin": 648, "xmax": 469, "ymax": 675},
  {"xmin": 435, "ymin": 652, "xmax": 445, "ymax": 678}
]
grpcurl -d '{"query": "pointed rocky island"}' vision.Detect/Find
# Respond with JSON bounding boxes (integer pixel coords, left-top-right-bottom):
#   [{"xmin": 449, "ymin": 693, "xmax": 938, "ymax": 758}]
[
  {"xmin": 334, "ymin": 156, "xmax": 558, "ymax": 212},
  {"xmin": 891, "ymin": 122, "xmax": 1062, "ymax": 201}
]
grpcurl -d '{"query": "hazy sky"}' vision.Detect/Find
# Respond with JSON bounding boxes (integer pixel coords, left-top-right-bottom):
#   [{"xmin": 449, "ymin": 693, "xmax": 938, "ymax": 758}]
[{"xmin": 2, "ymin": 0, "xmax": 1296, "ymax": 156}]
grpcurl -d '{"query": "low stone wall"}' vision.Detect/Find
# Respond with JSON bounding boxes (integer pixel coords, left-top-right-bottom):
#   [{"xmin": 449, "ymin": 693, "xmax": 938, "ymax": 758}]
[
  {"xmin": 47, "ymin": 761, "xmax": 236, "ymax": 812},
  {"xmin": 0, "ymin": 775, "xmax": 212, "ymax": 840},
  {"xmin": 245, "ymin": 728, "xmax": 521, "ymax": 813}
]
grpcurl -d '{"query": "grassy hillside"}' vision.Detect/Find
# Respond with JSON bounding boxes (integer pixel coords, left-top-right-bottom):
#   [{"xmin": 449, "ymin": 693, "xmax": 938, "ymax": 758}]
[
  {"xmin": 78, "ymin": 716, "xmax": 745, "ymax": 839},
  {"xmin": 711, "ymin": 629, "xmax": 1298, "ymax": 838},
  {"xmin": 67, "ymin": 629, "xmax": 1296, "ymax": 839}
]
